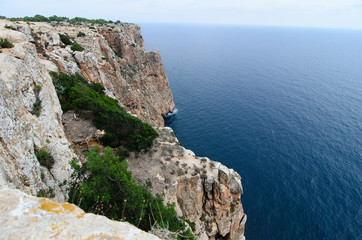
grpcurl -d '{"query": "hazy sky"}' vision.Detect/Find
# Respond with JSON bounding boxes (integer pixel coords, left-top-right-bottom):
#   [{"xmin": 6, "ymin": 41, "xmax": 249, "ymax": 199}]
[{"xmin": 2, "ymin": 0, "xmax": 362, "ymax": 29}]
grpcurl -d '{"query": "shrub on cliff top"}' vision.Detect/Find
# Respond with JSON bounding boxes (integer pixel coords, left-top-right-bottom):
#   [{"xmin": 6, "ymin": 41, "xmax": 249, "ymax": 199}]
[
  {"xmin": 59, "ymin": 33, "xmax": 72, "ymax": 45},
  {"xmin": 71, "ymin": 42, "xmax": 84, "ymax": 52},
  {"xmin": 68, "ymin": 146, "xmax": 195, "ymax": 239},
  {"xmin": 77, "ymin": 31, "xmax": 86, "ymax": 37},
  {"xmin": 4, "ymin": 24, "xmax": 16, "ymax": 30},
  {"xmin": 0, "ymin": 38, "xmax": 14, "ymax": 48},
  {"xmin": 50, "ymin": 72, "xmax": 158, "ymax": 151}
]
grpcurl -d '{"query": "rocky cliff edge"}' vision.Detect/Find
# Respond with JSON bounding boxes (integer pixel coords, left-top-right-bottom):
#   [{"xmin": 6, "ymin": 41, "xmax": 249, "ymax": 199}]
[{"xmin": 0, "ymin": 19, "xmax": 245, "ymax": 239}]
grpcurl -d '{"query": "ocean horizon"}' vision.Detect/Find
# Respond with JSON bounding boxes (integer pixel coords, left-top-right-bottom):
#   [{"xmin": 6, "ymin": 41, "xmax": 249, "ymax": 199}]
[{"xmin": 141, "ymin": 23, "xmax": 362, "ymax": 239}]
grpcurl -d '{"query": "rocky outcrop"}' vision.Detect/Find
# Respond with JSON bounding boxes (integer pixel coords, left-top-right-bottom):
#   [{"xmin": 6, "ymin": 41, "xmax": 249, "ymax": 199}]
[
  {"xmin": 0, "ymin": 188, "xmax": 160, "ymax": 240},
  {"xmin": 27, "ymin": 21, "xmax": 175, "ymax": 126},
  {"xmin": 127, "ymin": 127, "xmax": 246, "ymax": 240},
  {"xmin": 0, "ymin": 20, "xmax": 76, "ymax": 202}
]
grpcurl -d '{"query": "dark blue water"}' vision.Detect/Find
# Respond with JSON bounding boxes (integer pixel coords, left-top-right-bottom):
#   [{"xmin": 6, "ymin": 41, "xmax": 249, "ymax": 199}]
[{"xmin": 140, "ymin": 23, "xmax": 362, "ymax": 240}]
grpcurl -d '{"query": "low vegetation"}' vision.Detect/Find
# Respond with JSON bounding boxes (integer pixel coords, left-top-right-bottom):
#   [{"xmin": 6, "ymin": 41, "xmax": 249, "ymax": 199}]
[
  {"xmin": 71, "ymin": 42, "xmax": 84, "ymax": 52},
  {"xmin": 77, "ymin": 31, "xmax": 86, "ymax": 37},
  {"xmin": 4, "ymin": 24, "xmax": 16, "ymax": 30},
  {"xmin": 30, "ymin": 100, "xmax": 42, "ymax": 117},
  {"xmin": 30, "ymin": 84, "xmax": 42, "ymax": 117},
  {"xmin": 59, "ymin": 33, "xmax": 72, "ymax": 45},
  {"xmin": 59, "ymin": 33, "xmax": 84, "ymax": 52},
  {"xmin": 37, "ymin": 187, "xmax": 55, "ymax": 198},
  {"xmin": 0, "ymin": 38, "xmax": 14, "ymax": 48},
  {"xmin": 34, "ymin": 145, "xmax": 55, "ymax": 170},
  {"xmin": 7, "ymin": 14, "xmax": 121, "ymax": 26},
  {"xmin": 50, "ymin": 72, "xmax": 158, "ymax": 151},
  {"xmin": 68, "ymin": 146, "xmax": 195, "ymax": 239}
]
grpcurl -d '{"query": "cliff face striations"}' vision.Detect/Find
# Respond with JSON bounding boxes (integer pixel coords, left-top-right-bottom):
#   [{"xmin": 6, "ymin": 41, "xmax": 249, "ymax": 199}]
[
  {"xmin": 28, "ymin": 21, "xmax": 175, "ymax": 126},
  {"xmin": 127, "ymin": 127, "xmax": 246, "ymax": 240},
  {"xmin": 0, "ymin": 19, "xmax": 245, "ymax": 239}
]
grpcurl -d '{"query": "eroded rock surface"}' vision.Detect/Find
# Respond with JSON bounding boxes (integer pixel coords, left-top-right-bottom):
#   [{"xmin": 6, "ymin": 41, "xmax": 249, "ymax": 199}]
[
  {"xmin": 28, "ymin": 21, "xmax": 175, "ymax": 126},
  {"xmin": 0, "ymin": 188, "xmax": 160, "ymax": 240},
  {"xmin": 128, "ymin": 127, "xmax": 246, "ymax": 240},
  {"xmin": 0, "ymin": 20, "xmax": 76, "ymax": 201}
]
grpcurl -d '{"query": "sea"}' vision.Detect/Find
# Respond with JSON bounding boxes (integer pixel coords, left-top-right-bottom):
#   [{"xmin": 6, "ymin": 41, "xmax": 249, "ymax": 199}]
[{"xmin": 140, "ymin": 23, "xmax": 362, "ymax": 240}]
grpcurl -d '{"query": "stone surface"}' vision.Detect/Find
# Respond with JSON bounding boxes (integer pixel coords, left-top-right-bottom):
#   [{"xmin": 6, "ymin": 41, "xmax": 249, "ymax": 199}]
[
  {"xmin": 127, "ymin": 127, "xmax": 246, "ymax": 240},
  {"xmin": 0, "ymin": 188, "xmax": 160, "ymax": 240},
  {"xmin": 0, "ymin": 20, "xmax": 76, "ymax": 202},
  {"xmin": 29, "ymin": 21, "xmax": 175, "ymax": 126}
]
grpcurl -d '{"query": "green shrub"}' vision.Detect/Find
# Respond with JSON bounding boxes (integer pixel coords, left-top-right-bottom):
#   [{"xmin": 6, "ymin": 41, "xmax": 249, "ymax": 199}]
[
  {"xmin": 77, "ymin": 31, "xmax": 86, "ymax": 37},
  {"xmin": 48, "ymin": 15, "xmax": 69, "ymax": 22},
  {"xmin": 30, "ymin": 100, "xmax": 42, "ymax": 117},
  {"xmin": 113, "ymin": 49, "xmax": 123, "ymax": 58},
  {"xmin": 37, "ymin": 187, "xmax": 55, "ymax": 198},
  {"xmin": 50, "ymin": 72, "xmax": 158, "ymax": 151},
  {"xmin": 69, "ymin": 146, "xmax": 194, "ymax": 239},
  {"xmin": 34, "ymin": 145, "xmax": 55, "ymax": 169},
  {"xmin": 4, "ymin": 24, "xmax": 16, "ymax": 30},
  {"xmin": 59, "ymin": 33, "xmax": 72, "ymax": 45},
  {"xmin": 7, "ymin": 15, "xmax": 122, "ymax": 25},
  {"xmin": 89, "ymin": 26, "xmax": 95, "ymax": 29},
  {"xmin": 71, "ymin": 42, "xmax": 84, "ymax": 52},
  {"xmin": 9, "ymin": 14, "xmax": 50, "ymax": 22},
  {"xmin": 0, "ymin": 38, "xmax": 14, "ymax": 48}
]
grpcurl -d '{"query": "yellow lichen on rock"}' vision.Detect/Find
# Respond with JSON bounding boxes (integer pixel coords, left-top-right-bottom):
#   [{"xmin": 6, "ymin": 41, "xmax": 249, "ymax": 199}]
[
  {"xmin": 0, "ymin": 189, "xmax": 161, "ymax": 240},
  {"xmin": 38, "ymin": 198, "xmax": 85, "ymax": 218}
]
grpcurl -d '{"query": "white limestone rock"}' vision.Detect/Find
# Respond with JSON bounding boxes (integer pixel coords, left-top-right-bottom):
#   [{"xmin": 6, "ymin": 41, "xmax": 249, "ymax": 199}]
[{"xmin": 0, "ymin": 188, "xmax": 161, "ymax": 240}]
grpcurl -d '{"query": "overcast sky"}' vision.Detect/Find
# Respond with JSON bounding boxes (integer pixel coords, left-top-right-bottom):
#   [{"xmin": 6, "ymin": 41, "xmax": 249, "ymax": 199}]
[{"xmin": 2, "ymin": 0, "xmax": 362, "ymax": 29}]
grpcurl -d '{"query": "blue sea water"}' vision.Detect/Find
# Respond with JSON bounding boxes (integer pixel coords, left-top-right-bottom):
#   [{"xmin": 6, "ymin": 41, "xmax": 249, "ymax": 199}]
[{"xmin": 140, "ymin": 23, "xmax": 362, "ymax": 240}]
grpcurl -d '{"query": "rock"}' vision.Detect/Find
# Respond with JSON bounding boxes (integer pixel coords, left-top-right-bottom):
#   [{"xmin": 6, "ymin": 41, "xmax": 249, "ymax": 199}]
[
  {"xmin": 0, "ymin": 188, "xmax": 160, "ymax": 240},
  {"xmin": 176, "ymin": 175, "xmax": 204, "ymax": 221},
  {"xmin": 0, "ymin": 20, "xmax": 76, "ymax": 201},
  {"xmin": 127, "ymin": 127, "xmax": 246, "ymax": 239},
  {"xmin": 29, "ymin": 21, "xmax": 175, "ymax": 126}
]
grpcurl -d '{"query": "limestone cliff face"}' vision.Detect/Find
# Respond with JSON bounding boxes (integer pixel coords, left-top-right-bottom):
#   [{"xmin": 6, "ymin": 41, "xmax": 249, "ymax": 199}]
[
  {"xmin": 0, "ymin": 19, "xmax": 245, "ymax": 239},
  {"xmin": 0, "ymin": 20, "xmax": 76, "ymax": 201},
  {"xmin": 29, "ymin": 21, "xmax": 175, "ymax": 126},
  {"xmin": 128, "ymin": 127, "xmax": 246, "ymax": 240},
  {"xmin": 0, "ymin": 188, "xmax": 160, "ymax": 240}
]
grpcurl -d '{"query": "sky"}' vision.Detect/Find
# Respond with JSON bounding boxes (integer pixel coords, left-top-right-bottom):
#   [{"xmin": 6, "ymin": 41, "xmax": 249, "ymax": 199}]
[{"xmin": 1, "ymin": 0, "xmax": 362, "ymax": 29}]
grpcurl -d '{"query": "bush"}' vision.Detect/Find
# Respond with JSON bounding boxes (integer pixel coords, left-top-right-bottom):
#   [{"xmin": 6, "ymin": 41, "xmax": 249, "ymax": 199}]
[
  {"xmin": 59, "ymin": 33, "xmax": 72, "ymax": 45},
  {"xmin": 71, "ymin": 42, "xmax": 84, "ymax": 52},
  {"xmin": 69, "ymin": 146, "xmax": 194, "ymax": 239},
  {"xmin": 50, "ymin": 72, "xmax": 158, "ymax": 151},
  {"xmin": 4, "ymin": 24, "xmax": 16, "ymax": 30},
  {"xmin": 113, "ymin": 49, "xmax": 123, "ymax": 58},
  {"xmin": 77, "ymin": 31, "xmax": 86, "ymax": 37},
  {"xmin": 0, "ymin": 38, "xmax": 14, "ymax": 48},
  {"xmin": 30, "ymin": 100, "xmax": 42, "ymax": 117},
  {"xmin": 34, "ymin": 145, "xmax": 55, "ymax": 169},
  {"xmin": 37, "ymin": 187, "xmax": 55, "ymax": 198},
  {"xmin": 48, "ymin": 15, "xmax": 69, "ymax": 22}
]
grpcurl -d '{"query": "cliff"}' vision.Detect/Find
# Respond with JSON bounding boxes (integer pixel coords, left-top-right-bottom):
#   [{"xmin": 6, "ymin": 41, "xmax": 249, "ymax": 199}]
[
  {"xmin": 0, "ymin": 18, "xmax": 245, "ymax": 239},
  {"xmin": 127, "ymin": 127, "xmax": 246, "ymax": 240}
]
